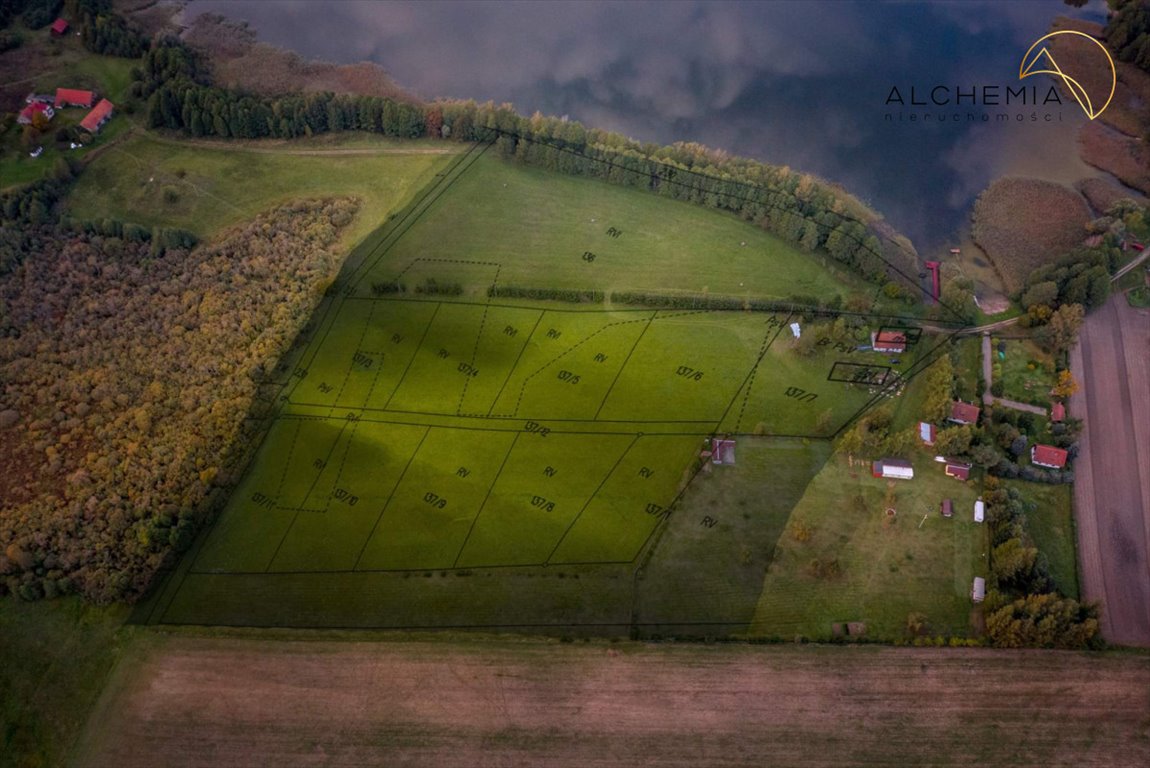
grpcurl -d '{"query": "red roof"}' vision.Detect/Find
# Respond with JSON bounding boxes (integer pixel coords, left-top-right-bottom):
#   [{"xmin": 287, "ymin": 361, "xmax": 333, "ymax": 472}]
[
  {"xmin": 55, "ymin": 88, "xmax": 94, "ymax": 107},
  {"xmin": 50, "ymin": 18, "xmax": 69, "ymax": 35},
  {"xmin": 949, "ymin": 401, "xmax": 980, "ymax": 424},
  {"xmin": 1031, "ymin": 444, "xmax": 1068, "ymax": 469},
  {"xmin": 79, "ymin": 99, "xmax": 114, "ymax": 133},
  {"xmin": 945, "ymin": 462, "xmax": 971, "ymax": 481},
  {"xmin": 1051, "ymin": 402, "xmax": 1065, "ymax": 422},
  {"xmin": 873, "ymin": 330, "xmax": 907, "ymax": 351},
  {"xmin": 19, "ymin": 102, "xmax": 52, "ymax": 118}
]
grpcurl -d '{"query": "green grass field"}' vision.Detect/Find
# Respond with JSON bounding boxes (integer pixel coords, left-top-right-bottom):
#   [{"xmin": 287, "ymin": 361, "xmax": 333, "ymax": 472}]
[
  {"xmin": 138, "ymin": 143, "xmax": 958, "ymax": 635},
  {"xmin": 995, "ymin": 337, "xmax": 1056, "ymax": 407},
  {"xmin": 66, "ymin": 134, "xmax": 459, "ymax": 245},
  {"xmin": 749, "ymin": 450, "xmax": 987, "ymax": 640}
]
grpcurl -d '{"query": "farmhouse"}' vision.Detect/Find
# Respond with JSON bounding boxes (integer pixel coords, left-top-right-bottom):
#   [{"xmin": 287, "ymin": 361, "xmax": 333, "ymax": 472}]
[
  {"xmin": 944, "ymin": 460, "xmax": 971, "ymax": 481},
  {"xmin": 50, "ymin": 18, "xmax": 69, "ymax": 36},
  {"xmin": 79, "ymin": 99, "xmax": 115, "ymax": 134},
  {"xmin": 871, "ymin": 330, "xmax": 906, "ymax": 354},
  {"xmin": 1051, "ymin": 402, "xmax": 1065, "ymax": 422},
  {"xmin": 918, "ymin": 421, "xmax": 936, "ymax": 445},
  {"xmin": 55, "ymin": 88, "xmax": 95, "ymax": 108},
  {"xmin": 974, "ymin": 499, "xmax": 985, "ymax": 523},
  {"xmin": 949, "ymin": 400, "xmax": 980, "ymax": 425},
  {"xmin": 17, "ymin": 101, "xmax": 54, "ymax": 125},
  {"xmin": 872, "ymin": 458, "xmax": 914, "ymax": 480},
  {"xmin": 972, "ymin": 576, "xmax": 986, "ymax": 602},
  {"xmin": 1031, "ymin": 444, "xmax": 1068, "ymax": 469}
]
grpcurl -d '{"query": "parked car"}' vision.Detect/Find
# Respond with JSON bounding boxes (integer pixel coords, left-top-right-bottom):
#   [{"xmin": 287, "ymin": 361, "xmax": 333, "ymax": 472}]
[{"xmin": 941, "ymin": 499, "xmax": 953, "ymax": 518}]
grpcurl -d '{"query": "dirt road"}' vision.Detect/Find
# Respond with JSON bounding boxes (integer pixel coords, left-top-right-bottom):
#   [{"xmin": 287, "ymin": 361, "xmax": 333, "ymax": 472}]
[
  {"xmin": 1070, "ymin": 297, "xmax": 1150, "ymax": 646},
  {"xmin": 73, "ymin": 636, "xmax": 1150, "ymax": 768}
]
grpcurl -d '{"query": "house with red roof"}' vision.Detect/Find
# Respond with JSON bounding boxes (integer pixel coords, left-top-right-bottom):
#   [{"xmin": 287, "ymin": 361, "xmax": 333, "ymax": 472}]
[
  {"xmin": 55, "ymin": 88, "xmax": 95, "ymax": 108},
  {"xmin": 50, "ymin": 18, "xmax": 69, "ymax": 36},
  {"xmin": 17, "ymin": 101, "xmax": 54, "ymax": 125},
  {"xmin": 79, "ymin": 99, "xmax": 114, "ymax": 134},
  {"xmin": 1051, "ymin": 402, "xmax": 1065, "ymax": 422},
  {"xmin": 1031, "ymin": 444, "xmax": 1068, "ymax": 469},
  {"xmin": 948, "ymin": 401, "xmax": 980, "ymax": 425},
  {"xmin": 871, "ymin": 330, "xmax": 907, "ymax": 354}
]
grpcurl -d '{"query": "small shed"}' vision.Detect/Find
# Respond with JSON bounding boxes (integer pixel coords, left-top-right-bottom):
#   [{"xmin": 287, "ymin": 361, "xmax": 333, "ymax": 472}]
[
  {"xmin": 872, "ymin": 458, "xmax": 914, "ymax": 480},
  {"xmin": 871, "ymin": 330, "xmax": 907, "ymax": 354},
  {"xmin": 973, "ymin": 499, "xmax": 985, "ymax": 523},
  {"xmin": 941, "ymin": 499, "xmax": 953, "ymax": 518},
  {"xmin": 1050, "ymin": 402, "xmax": 1065, "ymax": 423},
  {"xmin": 944, "ymin": 461, "xmax": 971, "ymax": 481},
  {"xmin": 918, "ymin": 421, "xmax": 936, "ymax": 446},
  {"xmin": 972, "ymin": 577, "xmax": 986, "ymax": 603},
  {"xmin": 789, "ymin": 322, "xmax": 801, "ymax": 338},
  {"xmin": 711, "ymin": 438, "xmax": 736, "ymax": 466},
  {"xmin": 50, "ymin": 18, "xmax": 69, "ymax": 36}
]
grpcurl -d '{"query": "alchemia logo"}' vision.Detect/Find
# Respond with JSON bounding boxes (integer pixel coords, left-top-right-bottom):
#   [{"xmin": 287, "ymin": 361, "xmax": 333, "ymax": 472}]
[{"xmin": 883, "ymin": 29, "xmax": 1116, "ymax": 125}]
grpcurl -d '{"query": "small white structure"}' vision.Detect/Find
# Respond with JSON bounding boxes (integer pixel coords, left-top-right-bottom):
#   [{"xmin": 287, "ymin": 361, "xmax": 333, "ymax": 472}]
[
  {"xmin": 973, "ymin": 499, "xmax": 985, "ymax": 523},
  {"xmin": 790, "ymin": 322, "xmax": 801, "ymax": 338},
  {"xmin": 972, "ymin": 577, "xmax": 986, "ymax": 603},
  {"xmin": 872, "ymin": 458, "xmax": 914, "ymax": 480},
  {"xmin": 711, "ymin": 438, "xmax": 736, "ymax": 465}
]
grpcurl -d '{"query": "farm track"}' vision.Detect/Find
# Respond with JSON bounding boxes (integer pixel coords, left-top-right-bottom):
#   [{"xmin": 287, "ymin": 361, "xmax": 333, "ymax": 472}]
[
  {"xmin": 74, "ymin": 636, "xmax": 1150, "ymax": 768},
  {"xmin": 1070, "ymin": 296, "xmax": 1150, "ymax": 646}
]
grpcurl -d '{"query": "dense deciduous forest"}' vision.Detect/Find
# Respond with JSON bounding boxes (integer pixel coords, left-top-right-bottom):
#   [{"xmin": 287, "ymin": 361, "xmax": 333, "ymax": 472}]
[
  {"xmin": 0, "ymin": 199, "xmax": 359, "ymax": 601},
  {"xmin": 1105, "ymin": 0, "xmax": 1150, "ymax": 71}
]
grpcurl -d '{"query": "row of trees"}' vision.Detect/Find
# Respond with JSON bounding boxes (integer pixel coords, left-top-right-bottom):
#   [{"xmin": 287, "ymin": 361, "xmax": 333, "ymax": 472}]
[
  {"xmin": 132, "ymin": 35, "xmax": 919, "ymax": 295},
  {"xmin": 982, "ymin": 477, "xmax": 1101, "ymax": 648}
]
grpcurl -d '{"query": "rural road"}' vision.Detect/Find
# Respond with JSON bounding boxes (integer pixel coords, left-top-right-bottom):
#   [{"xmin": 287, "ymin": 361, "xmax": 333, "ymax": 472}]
[{"xmin": 1070, "ymin": 296, "xmax": 1150, "ymax": 647}]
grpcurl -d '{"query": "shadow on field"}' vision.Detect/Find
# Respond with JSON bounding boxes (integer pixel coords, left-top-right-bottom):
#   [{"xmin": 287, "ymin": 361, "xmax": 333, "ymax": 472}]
[{"xmin": 632, "ymin": 436, "xmax": 832, "ymax": 638}]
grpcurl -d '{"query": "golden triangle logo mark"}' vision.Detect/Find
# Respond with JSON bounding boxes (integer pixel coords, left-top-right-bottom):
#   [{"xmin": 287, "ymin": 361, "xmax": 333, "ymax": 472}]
[{"xmin": 1020, "ymin": 30, "xmax": 1116, "ymax": 120}]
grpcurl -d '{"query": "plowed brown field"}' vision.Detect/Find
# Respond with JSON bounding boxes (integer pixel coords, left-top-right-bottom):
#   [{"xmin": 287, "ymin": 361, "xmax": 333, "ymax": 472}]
[
  {"xmin": 74, "ymin": 636, "xmax": 1150, "ymax": 768},
  {"xmin": 1070, "ymin": 297, "xmax": 1150, "ymax": 647}
]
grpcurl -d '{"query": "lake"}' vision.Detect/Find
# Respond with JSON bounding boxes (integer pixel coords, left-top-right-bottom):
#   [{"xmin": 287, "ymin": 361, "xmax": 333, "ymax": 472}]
[{"xmin": 186, "ymin": 0, "xmax": 1108, "ymax": 255}]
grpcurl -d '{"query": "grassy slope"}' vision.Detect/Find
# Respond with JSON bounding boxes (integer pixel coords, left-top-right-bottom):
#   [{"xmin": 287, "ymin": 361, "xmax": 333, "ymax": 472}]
[
  {"xmin": 368, "ymin": 152, "xmax": 876, "ymax": 300},
  {"xmin": 66, "ymin": 133, "xmax": 459, "ymax": 246},
  {"xmin": 0, "ymin": 599, "xmax": 131, "ymax": 768}
]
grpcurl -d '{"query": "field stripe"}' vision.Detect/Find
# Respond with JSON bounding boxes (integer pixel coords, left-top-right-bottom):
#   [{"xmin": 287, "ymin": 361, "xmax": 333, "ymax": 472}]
[
  {"xmin": 352, "ymin": 427, "xmax": 432, "ymax": 571},
  {"xmin": 592, "ymin": 311, "xmax": 657, "ymax": 420},
  {"xmin": 382, "ymin": 302, "xmax": 442, "ymax": 410},
  {"xmin": 457, "ymin": 265, "xmax": 502, "ymax": 415},
  {"xmin": 486, "ymin": 310, "xmax": 545, "ymax": 417},
  {"xmin": 452, "ymin": 432, "xmax": 521, "ymax": 568},
  {"xmin": 713, "ymin": 311, "xmax": 792, "ymax": 433},
  {"xmin": 544, "ymin": 434, "xmax": 640, "ymax": 565},
  {"xmin": 265, "ymin": 421, "xmax": 351, "ymax": 572},
  {"xmin": 733, "ymin": 314, "xmax": 788, "ymax": 433}
]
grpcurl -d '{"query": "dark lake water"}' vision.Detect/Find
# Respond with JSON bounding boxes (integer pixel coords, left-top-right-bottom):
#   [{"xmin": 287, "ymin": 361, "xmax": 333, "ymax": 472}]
[{"xmin": 187, "ymin": 0, "xmax": 1108, "ymax": 254}]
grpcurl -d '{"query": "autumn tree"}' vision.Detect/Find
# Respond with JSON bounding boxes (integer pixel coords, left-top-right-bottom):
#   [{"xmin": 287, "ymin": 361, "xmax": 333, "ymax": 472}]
[
  {"xmin": 934, "ymin": 425, "xmax": 973, "ymax": 457},
  {"xmin": 1037, "ymin": 303, "xmax": 1084, "ymax": 355},
  {"xmin": 920, "ymin": 354, "xmax": 954, "ymax": 423},
  {"xmin": 1050, "ymin": 369, "xmax": 1079, "ymax": 398}
]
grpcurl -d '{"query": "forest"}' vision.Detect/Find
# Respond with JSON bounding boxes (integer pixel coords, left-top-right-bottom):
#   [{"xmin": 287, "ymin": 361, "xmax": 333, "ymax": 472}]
[{"xmin": 0, "ymin": 198, "xmax": 360, "ymax": 602}]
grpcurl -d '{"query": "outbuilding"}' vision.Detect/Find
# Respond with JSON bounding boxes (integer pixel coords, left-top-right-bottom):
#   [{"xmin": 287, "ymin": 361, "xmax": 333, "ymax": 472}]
[
  {"xmin": 55, "ymin": 88, "xmax": 95, "ymax": 108},
  {"xmin": 944, "ymin": 460, "xmax": 972, "ymax": 481},
  {"xmin": 872, "ymin": 458, "xmax": 914, "ymax": 480},
  {"xmin": 973, "ymin": 499, "xmax": 985, "ymax": 523},
  {"xmin": 50, "ymin": 18, "xmax": 69, "ymax": 36},
  {"xmin": 949, "ymin": 401, "xmax": 980, "ymax": 425},
  {"xmin": 972, "ymin": 577, "xmax": 986, "ymax": 603},
  {"xmin": 871, "ymin": 330, "xmax": 907, "ymax": 354},
  {"xmin": 919, "ymin": 421, "xmax": 936, "ymax": 446},
  {"xmin": 79, "ymin": 99, "xmax": 114, "ymax": 134}
]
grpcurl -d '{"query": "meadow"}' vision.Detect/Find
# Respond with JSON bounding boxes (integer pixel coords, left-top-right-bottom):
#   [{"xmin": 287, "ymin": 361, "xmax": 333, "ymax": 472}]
[
  {"xmin": 66, "ymin": 133, "xmax": 458, "ymax": 246},
  {"xmin": 144, "ymin": 148, "xmax": 941, "ymax": 632}
]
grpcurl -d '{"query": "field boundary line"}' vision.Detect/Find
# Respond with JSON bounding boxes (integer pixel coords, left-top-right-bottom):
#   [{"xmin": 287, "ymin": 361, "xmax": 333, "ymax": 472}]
[
  {"xmin": 457, "ymin": 265, "xmax": 503, "ymax": 415},
  {"xmin": 713, "ymin": 311, "xmax": 792, "ymax": 433},
  {"xmin": 487, "ymin": 310, "xmax": 546, "ymax": 416},
  {"xmin": 593, "ymin": 312, "xmax": 657, "ymax": 420},
  {"xmin": 452, "ymin": 432, "xmax": 522, "ymax": 568},
  {"xmin": 733, "ymin": 315, "xmax": 787, "ymax": 434},
  {"xmin": 352, "ymin": 426, "xmax": 432, "ymax": 571},
  {"xmin": 545, "ymin": 434, "xmax": 641, "ymax": 565},
  {"xmin": 265, "ymin": 421, "xmax": 351, "ymax": 572},
  {"xmin": 382, "ymin": 302, "xmax": 443, "ymax": 410}
]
